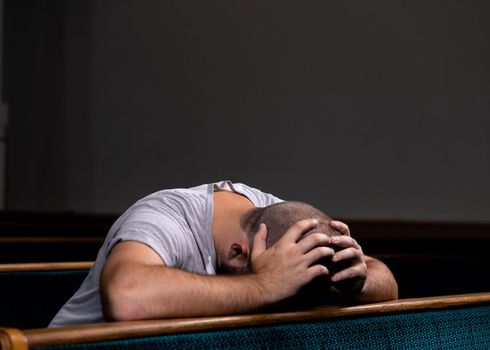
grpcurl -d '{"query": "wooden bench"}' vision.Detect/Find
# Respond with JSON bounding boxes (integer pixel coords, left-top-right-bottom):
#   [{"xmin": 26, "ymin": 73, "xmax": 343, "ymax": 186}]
[
  {"xmin": 0, "ymin": 212, "xmax": 110, "ymax": 263},
  {"xmin": 352, "ymin": 220, "xmax": 490, "ymax": 298},
  {"xmin": 0, "ymin": 262, "xmax": 92, "ymax": 329},
  {"xmin": 1, "ymin": 292, "xmax": 489, "ymax": 349}
]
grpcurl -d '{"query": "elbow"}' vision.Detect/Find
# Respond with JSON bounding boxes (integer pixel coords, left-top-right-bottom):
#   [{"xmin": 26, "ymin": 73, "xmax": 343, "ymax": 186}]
[
  {"xmin": 373, "ymin": 275, "xmax": 399, "ymax": 302},
  {"xmin": 102, "ymin": 290, "xmax": 136, "ymax": 322},
  {"xmin": 101, "ymin": 272, "xmax": 144, "ymax": 322},
  {"xmin": 383, "ymin": 269, "xmax": 399, "ymax": 301},
  {"xmin": 375, "ymin": 276, "xmax": 399, "ymax": 302},
  {"xmin": 391, "ymin": 280, "xmax": 399, "ymax": 300}
]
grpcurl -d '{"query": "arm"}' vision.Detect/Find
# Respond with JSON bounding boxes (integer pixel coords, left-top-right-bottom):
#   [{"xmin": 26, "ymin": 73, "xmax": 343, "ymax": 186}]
[
  {"xmin": 101, "ymin": 219, "xmax": 334, "ymax": 321},
  {"xmin": 100, "ymin": 241, "xmax": 268, "ymax": 320},
  {"xmin": 328, "ymin": 221, "xmax": 398, "ymax": 302},
  {"xmin": 358, "ymin": 255, "xmax": 399, "ymax": 302}
]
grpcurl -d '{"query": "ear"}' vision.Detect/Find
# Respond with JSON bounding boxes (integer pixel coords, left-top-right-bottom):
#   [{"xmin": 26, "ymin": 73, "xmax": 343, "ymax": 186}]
[
  {"xmin": 228, "ymin": 243, "xmax": 242, "ymax": 259},
  {"xmin": 228, "ymin": 240, "xmax": 249, "ymax": 259}
]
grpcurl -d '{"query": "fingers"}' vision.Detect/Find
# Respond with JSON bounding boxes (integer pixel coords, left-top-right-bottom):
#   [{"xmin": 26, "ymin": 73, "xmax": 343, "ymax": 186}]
[
  {"xmin": 330, "ymin": 264, "xmax": 366, "ymax": 282},
  {"xmin": 251, "ymin": 223, "xmax": 268, "ymax": 262},
  {"xmin": 306, "ymin": 264, "xmax": 329, "ymax": 281},
  {"xmin": 330, "ymin": 236, "xmax": 363, "ymax": 268},
  {"xmin": 332, "ymin": 247, "xmax": 362, "ymax": 265},
  {"xmin": 280, "ymin": 218, "xmax": 319, "ymax": 244},
  {"xmin": 328, "ymin": 235, "xmax": 367, "ymax": 283},
  {"xmin": 329, "ymin": 235, "xmax": 362, "ymax": 252},
  {"xmin": 297, "ymin": 232, "xmax": 331, "ymax": 253},
  {"xmin": 304, "ymin": 245, "xmax": 335, "ymax": 267},
  {"xmin": 329, "ymin": 220, "xmax": 350, "ymax": 236}
]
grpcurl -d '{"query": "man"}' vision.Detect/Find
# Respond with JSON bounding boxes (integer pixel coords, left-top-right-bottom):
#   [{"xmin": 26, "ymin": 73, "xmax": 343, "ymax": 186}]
[{"xmin": 49, "ymin": 180, "xmax": 397, "ymax": 327}]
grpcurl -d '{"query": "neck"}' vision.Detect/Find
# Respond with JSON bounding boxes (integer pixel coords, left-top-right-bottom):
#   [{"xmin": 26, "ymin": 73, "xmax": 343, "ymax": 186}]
[{"xmin": 212, "ymin": 191, "xmax": 255, "ymax": 255}]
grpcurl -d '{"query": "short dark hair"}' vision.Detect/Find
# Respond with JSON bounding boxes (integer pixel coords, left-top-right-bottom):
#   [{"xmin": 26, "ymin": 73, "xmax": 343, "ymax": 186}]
[{"xmin": 241, "ymin": 201, "xmax": 341, "ymax": 248}]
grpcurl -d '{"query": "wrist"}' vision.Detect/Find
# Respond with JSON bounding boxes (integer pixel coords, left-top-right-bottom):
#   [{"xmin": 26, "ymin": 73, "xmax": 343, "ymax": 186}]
[{"xmin": 246, "ymin": 272, "xmax": 277, "ymax": 306}]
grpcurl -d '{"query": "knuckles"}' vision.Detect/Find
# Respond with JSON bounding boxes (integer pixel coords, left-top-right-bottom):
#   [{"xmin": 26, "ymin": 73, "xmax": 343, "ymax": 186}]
[{"xmin": 306, "ymin": 233, "xmax": 330, "ymax": 246}]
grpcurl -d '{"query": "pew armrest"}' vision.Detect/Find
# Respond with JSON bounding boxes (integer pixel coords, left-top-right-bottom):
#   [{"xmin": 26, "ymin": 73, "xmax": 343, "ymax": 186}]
[{"xmin": 0, "ymin": 328, "xmax": 28, "ymax": 350}]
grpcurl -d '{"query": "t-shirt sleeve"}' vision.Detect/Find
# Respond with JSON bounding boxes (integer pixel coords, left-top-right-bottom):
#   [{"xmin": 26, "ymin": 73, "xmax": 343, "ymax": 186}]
[{"xmin": 106, "ymin": 208, "xmax": 185, "ymax": 267}]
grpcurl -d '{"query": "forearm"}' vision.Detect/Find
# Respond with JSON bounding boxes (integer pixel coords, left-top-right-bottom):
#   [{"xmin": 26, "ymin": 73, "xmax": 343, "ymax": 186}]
[
  {"xmin": 101, "ymin": 220, "xmax": 333, "ymax": 321},
  {"xmin": 101, "ymin": 263, "xmax": 270, "ymax": 321},
  {"xmin": 351, "ymin": 257, "xmax": 398, "ymax": 302}
]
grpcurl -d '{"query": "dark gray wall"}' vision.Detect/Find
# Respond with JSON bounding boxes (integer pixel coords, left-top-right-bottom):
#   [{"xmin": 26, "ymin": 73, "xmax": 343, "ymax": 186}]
[
  {"xmin": 4, "ymin": 0, "xmax": 490, "ymax": 221},
  {"xmin": 0, "ymin": 0, "xmax": 5, "ymax": 209}
]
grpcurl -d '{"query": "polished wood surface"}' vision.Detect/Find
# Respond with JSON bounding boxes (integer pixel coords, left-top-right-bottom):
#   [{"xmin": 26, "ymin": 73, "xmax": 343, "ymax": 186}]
[
  {"xmin": 21, "ymin": 292, "xmax": 490, "ymax": 348},
  {"xmin": 0, "ymin": 261, "xmax": 93, "ymax": 272},
  {"xmin": 0, "ymin": 328, "xmax": 28, "ymax": 350}
]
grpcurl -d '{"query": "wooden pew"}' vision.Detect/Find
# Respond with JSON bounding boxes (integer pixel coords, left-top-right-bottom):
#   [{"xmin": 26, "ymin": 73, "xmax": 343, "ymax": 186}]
[
  {"xmin": 1, "ymin": 292, "xmax": 489, "ymax": 350},
  {"xmin": 351, "ymin": 220, "xmax": 490, "ymax": 298},
  {"xmin": 0, "ymin": 212, "xmax": 110, "ymax": 263},
  {"xmin": 0, "ymin": 262, "xmax": 92, "ymax": 329}
]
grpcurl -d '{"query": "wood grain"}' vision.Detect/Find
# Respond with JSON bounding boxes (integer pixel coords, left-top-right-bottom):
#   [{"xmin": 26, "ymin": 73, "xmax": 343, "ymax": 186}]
[
  {"xmin": 0, "ymin": 261, "xmax": 93, "ymax": 272},
  {"xmin": 0, "ymin": 328, "xmax": 28, "ymax": 350}
]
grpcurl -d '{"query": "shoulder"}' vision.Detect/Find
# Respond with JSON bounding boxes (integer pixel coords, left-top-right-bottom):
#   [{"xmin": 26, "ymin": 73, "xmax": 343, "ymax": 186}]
[
  {"xmin": 218, "ymin": 181, "xmax": 284, "ymax": 207},
  {"xmin": 132, "ymin": 186, "xmax": 210, "ymax": 215}
]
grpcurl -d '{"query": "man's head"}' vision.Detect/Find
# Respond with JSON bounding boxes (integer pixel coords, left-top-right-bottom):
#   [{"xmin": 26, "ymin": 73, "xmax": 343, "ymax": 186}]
[
  {"xmin": 216, "ymin": 200, "xmax": 342, "ymax": 276},
  {"xmin": 241, "ymin": 201, "xmax": 341, "ymax": 250},
  {"xmin": 240, "ymin": 201, "xmax": 349, "ymax": 310}
]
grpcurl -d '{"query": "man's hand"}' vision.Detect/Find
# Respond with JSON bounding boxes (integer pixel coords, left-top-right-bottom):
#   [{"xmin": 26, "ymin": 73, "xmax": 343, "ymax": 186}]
[
  {"xmin": 328, "ymin": 220, "xmax": 367, "ymax": 295},
  {"xmin": 328, "ymin": 220, "xmax": 398, "ymax": 302},
  {"xmin": 249, "ymin": 219, "xmax": 335, "ymax": 304}
]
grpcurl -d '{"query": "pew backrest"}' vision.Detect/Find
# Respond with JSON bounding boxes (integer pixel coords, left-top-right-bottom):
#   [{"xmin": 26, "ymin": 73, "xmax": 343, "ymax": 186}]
[{"xmin": 0, "ymin": 262, "xmax": 92, "ymax": 329}]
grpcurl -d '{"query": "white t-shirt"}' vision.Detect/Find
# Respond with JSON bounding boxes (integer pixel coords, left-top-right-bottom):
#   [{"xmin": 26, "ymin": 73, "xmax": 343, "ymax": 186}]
[{"xmin": 49, "ymin": 181, "xmax": 282, "ymax": 327}]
